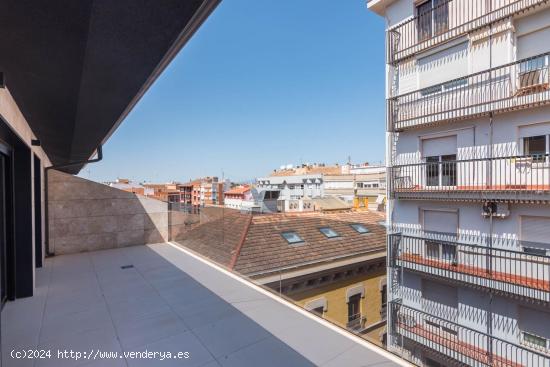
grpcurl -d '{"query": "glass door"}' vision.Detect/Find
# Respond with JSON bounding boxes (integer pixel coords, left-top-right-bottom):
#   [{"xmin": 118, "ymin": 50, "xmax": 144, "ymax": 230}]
[{"xmin": 0, "ymin": 153, "xmax": 6, "ymax": 305}]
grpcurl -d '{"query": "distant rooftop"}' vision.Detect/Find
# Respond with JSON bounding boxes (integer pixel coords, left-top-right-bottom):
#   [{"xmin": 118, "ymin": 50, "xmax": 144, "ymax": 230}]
[
  {"xmin": 225, "ymin": 185, "xmax": 251, "ymax": 195},
  {"xmin": 271, "ymin": 163, "xmax": 342, "ymax": 177}
]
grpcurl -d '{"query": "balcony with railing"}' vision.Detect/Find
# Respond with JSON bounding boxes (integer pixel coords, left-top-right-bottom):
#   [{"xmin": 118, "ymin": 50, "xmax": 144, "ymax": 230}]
[
  {"xmin": 389, "ymin": 301, "xmax": 550, "ymax": 367},
  {"xmin": 389, "ymin": 233, "xmax": 550, "ymax": 302},
  {"xmin": 386, "ymin": 0, "xmax": 549, "ymax": 64},
  {"xmin": 388, "ymin": 53, "xmax": 550, "ymax": 131},
  {"xmin": 390, "ymin": 153, "xmax": 550, "ymax": 202}
]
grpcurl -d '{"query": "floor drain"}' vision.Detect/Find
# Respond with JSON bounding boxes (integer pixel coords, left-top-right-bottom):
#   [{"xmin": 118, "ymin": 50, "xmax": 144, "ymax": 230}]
[{"xmin": 120, "ymin": 265, "xmax": 134, "ymax": 269}]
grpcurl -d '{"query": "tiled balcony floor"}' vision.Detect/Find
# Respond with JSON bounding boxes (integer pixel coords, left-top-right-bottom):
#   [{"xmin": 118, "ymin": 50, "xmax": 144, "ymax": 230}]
[{"xmin": 2, "ymin": 243, "xmax": 402, "ymax": 367}]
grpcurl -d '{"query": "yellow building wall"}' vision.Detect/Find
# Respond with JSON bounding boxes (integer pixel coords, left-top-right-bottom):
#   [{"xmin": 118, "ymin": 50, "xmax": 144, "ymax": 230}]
[{"xmin": 290, "ymin": 269, "xmax": 386, "ymax": 346}]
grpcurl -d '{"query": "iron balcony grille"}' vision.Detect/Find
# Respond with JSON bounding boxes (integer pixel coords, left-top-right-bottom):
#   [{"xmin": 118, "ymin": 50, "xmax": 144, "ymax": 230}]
[
  {"xmin": 386, "ymin": 0, "xmax": 549, "ymax": 64},
  {"xmin": 388, "ymin": 233, "xmax": 550, "ymax": 302},
  {"xmin": 388, "ymin": 53, "xmax": 550, "ymax": 131},
  {"xmin": 381, "ymin": 303, "xmax": 388, "ymax": 321},
  {"xmin": 390, "ymin": 153, "xmax": 550, "ymax": 202},
  {"xmin": 389, "ymin": 301, "xmax": 550, "ymax": 367},
  {"xmin": 346, "ymin": 314, "xmax": 367, "ymax": 333}
]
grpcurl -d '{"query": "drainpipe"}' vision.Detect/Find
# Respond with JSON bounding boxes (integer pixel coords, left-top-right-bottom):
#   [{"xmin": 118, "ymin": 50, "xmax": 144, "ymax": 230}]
[
  {"xmin": 487, "ymin": 19, "xmax": 494, "ymax": 364},
  {"xmin": 44, "ymin": 146, "xmax": 103, "ymax": 256}
]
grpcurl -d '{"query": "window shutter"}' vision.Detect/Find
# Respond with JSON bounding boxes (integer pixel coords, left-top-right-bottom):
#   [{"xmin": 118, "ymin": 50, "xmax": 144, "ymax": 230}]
[
  {"xmin": 518, "ymin": 28, "xmax": 550, "ymax": 60},
  {"xmin": 423, "ymin": 210, "xmax": 458, "ymax": 234},
  {"xmin": 521, "ymin": 216, "xmax": 550, "ymax": 246},
  {"xmin": 519, "ymin": 307, "xmax": 550, "ymax": 339},
  {"xmin": 417, "ymin": 42, "xmax": 469, "ymax": 89},
  {"xmin": 422, "ymin": 135, "xmax": 457, "ymax": 157},
  {"xmin": 518, "ymin": 123, "xmax": 550, "ymax": 138}
]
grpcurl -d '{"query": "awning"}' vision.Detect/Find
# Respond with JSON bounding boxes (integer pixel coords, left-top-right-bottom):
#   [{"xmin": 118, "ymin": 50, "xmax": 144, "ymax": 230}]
[{"xmin": 0, "ymin": 0, "xmax": 220, "ymax": 173}]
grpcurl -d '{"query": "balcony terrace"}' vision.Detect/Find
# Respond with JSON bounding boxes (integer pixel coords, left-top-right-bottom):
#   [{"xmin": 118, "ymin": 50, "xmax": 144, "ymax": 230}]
[
  {"xmin": 388, "ymin": 53, "xmax": 550, "ymax": 131},
  {"xmin": 386, "ymin": 0, "xmax": 549, "ymax": 64},
  {"xmin": 389, "ymin": 233, "xmax": 550, "ymax": 303},
  {"xmin": 2, "ymin": 242, "xmax": 404, "ymax": 367},
  {"xmin": 389, "ymin": 302, "xmax": 549, "ymax": 367},
  {"xmin": 390, "ymin": 154, "xmax": 550, "ymax": 202}
]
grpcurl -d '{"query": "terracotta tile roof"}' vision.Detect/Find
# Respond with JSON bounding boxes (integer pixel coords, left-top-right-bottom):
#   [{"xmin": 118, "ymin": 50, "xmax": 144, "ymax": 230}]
[
  {"xmin": 175, "ymin": 211, "xmax": 251, "ymax": 268},
  {"xmin": 234, "ymin": 211, "xmax": 386, "ymax": 276},
  {"xmin": 175, "ymin": 210, "xmax": 386, "ymax": 277},
  {"xmin": 224, "ymin": 186, "xmax": 250, "ymax": 195}
]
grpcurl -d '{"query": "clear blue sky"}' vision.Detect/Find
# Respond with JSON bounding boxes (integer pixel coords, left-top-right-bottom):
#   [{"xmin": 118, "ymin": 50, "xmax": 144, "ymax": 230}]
[{"xmin": 82, "ymin": 0, "xmax": 386, "ymax": 183}]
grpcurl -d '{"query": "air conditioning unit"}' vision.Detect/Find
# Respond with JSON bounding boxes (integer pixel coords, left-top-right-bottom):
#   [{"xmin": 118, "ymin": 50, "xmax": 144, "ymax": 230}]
[{"xmin": 482, "ymin": 202, "xmax": 510, "ymax": 218}]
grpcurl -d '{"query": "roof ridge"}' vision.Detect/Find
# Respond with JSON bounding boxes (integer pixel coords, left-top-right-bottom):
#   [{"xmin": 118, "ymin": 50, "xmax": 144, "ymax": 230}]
[{"xmin": 229, "ymin": 214, "xmax": 253, "ymax": 270}]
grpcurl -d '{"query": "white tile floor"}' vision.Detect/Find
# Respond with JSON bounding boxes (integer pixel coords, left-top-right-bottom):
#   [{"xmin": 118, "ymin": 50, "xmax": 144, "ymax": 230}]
[{"xmin": 2, "ymin": 243, "xmax": 402, "ymax": 367}]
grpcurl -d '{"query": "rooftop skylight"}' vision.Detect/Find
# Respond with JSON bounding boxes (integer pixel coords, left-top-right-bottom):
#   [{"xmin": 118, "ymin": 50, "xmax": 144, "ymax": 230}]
[
  {"xmin": 350, "ymin": 223, "xmax": 370, "ymax": 234},
  {"xmin": 281, "ymin": 231, "xmax": 304, "ymax": 244},
  {"xmin": 319, "ymin": 227, "xmax": 340, "ymax": 238}
]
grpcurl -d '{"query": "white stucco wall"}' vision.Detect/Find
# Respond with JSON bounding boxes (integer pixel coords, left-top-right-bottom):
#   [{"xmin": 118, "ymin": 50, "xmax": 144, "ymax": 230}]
[{"xmin": 386, "ymin": 5, "xmax": 550, "ymax": 363}]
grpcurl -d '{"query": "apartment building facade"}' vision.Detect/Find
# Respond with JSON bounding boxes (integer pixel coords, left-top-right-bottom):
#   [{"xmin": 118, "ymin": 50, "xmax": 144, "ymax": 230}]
[
  {"xmin": 369, "ymin": 0, "xmax": 550, "ymax": 366},
  {"xmin": 143, "ymin": 182, "xmax": 181, "ymax": 203},
  {"xmin": 178, "ymin": 180, "xmax": 197, "ymax": 206},
  {"xmin": 256, "ymin": 174, "xmax": 324, "ymax": 200},
  {"xmin": 223, "ymin": 185, "xmax": 255, "ymax": 210},
  {"xmin": 324, "ymin": 172, "xmax": 386, "ymax": 207}
]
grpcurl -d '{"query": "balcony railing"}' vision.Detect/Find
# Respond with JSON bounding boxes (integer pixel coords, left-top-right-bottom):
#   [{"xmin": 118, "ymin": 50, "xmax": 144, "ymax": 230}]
[
  {"xmin": 390, "ymin": 154, "xmax": 550, "ymax": 202},
  {"xmin": 387, "ymin": 0, "xmax": 549, "ymax": 64},
  {"xmin": 389, "ymin": 233, "xmax": 550, "ymax": 302},
  {"xmin": 389, "ymin": 53, "xmax": 550, "ymax": 131},
  {"xmin": 389, "ymin": 301, "xmax": 549, "ymax": 367},
  {"xmin": 346, "ymin": 314, "xmax": 367, "ymax": 333}
]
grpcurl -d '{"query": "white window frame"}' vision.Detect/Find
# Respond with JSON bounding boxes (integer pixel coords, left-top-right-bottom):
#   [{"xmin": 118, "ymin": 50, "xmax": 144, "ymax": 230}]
[
  {"xmin": 521, "ymin": 134, "xmax": 550, "ymax": 166},
  {"xmin": 521, "ymin": 330, "xmax": 550, "ymax": 352},
  {"xmin": 424, "ymin": 154, "xmax": 457, "ymax": 188},
  {"xmin": 421, "ymin": 208, "xmax": 459, "ymax": 262}
]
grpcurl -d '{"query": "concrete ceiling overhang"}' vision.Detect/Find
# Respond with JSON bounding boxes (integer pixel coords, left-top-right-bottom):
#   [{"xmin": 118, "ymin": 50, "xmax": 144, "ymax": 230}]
[{"xmin": 0, "ymin": 0, "xmax": 220, "ymax": 173}]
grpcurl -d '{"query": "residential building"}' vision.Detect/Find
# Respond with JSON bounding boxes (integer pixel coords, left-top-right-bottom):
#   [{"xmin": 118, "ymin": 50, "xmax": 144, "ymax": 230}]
[
  {"xmin": 256, "ymin": 174, "xmax": 324, "ymax": 200},
  {"xmin": 143, "ymin": 182, "xmax": 181, "ymax": 203},
  {"xmin": 324, "ymin": 172, "xmax": 386, "ymax": 209},
  {"xmin": 271, "ymin": 163, "xmax": 342, "ymax": 176},
  {"xmin": 342, "ymin": 163, "xmax": 386, "ymax": 175},
  {"xmin": 108, "ymin": 178, "xmax": 153, "ymax": 196},
  {"xmin": 277, "ymin": 196, "xmax": 352, "ymax": 213},
  {"xmin": 192, "ymin": 180, "xmax": 202, "ymax": 207},
  {"xmin": 175, "ymin": 210, "xmax": 388, "ymax": 346},
  {"xmin": 369, "ymin": 0, "xmax": 550, "ymax": 366},
  {"xmin": 224, "ymin": 185, "xmax": 255, "ymax": 210},
  {"xmin": 178, "ymin": 180, "xmax": 200, "ymax": 206},
  {"xmin": 182, "ymin": 176, "xmax": 230, "ymax": 207},
  {"xmin": 210, "ymin": 180, "xmax": 229, "ymax": 205}
]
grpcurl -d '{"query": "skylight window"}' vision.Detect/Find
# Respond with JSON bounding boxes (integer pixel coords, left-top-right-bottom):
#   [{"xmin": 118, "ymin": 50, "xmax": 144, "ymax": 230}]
[
  {"xmin": 319, "ymin": 227, "xmax": 340, "ymax": 238},
  {"xmin": 281, "ymin": 231, "xmax": 304, "ymax": 244},
  {"xmin": 350, "ymin": 224, "xmax": 370, "ymax": 234}
]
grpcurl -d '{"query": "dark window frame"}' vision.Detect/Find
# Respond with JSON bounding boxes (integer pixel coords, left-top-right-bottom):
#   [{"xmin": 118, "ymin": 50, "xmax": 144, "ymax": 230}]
[
  {"xmin": 347, "ymin": 294, "xmax": 362, "ymax": 323},
  {"xmin": 281, "ymin": 231, "xmax": 304, "ymax": 245},
  {"xmin": 319, "ymin": 227, "xmax": 340, "ymax": 238},
  {"xmin": 350, "ymin": 223, "xmax": 370, "ymax": 234}
]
